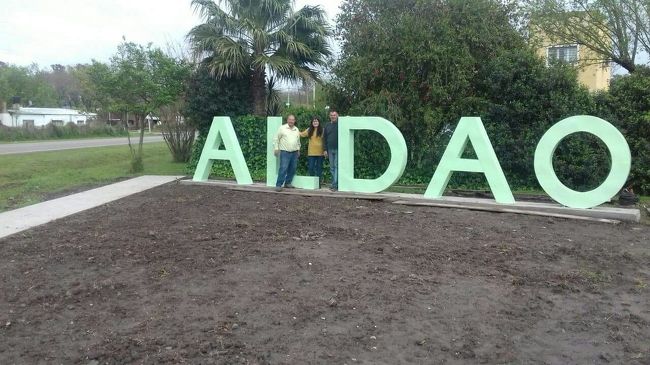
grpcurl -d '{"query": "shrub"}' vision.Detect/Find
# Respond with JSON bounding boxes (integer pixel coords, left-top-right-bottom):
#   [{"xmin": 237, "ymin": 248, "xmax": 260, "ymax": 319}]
[
  {"xmin": 188, "ymin": 115, "xmax": 267, "ymax": 179},
  {"xmin": 0, "ymin": 123, "xmax": 127, "ymax": 142},
  {"xmin": 596, "ymin": 68, "xmax": 650, "ymax": 194},
  {"xmin": 162, "ymin": 122, "xmax": 195, "ymax": 163}
]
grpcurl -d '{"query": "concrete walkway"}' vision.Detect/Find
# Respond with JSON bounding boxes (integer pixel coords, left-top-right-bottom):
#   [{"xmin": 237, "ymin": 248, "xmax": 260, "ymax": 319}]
[{"xmin": 0, "ymin": 175, "xmax": 183, "ymax": 239}]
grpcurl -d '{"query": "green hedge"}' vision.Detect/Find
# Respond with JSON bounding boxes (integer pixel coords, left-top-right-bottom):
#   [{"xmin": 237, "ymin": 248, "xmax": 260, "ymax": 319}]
[
  {"xmin": 0, "ymin": 123, "xmax": 127, "ymax": 142},
  {"xmin": 597, "ymin": 68, "xmax": 650, "ymax": 194},
  {"xmin": 188, "ymin": 108, "xmax": 333, "ymax": 181}
]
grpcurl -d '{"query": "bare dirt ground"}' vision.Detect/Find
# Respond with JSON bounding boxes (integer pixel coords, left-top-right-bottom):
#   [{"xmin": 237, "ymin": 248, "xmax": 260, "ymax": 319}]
[{"xmin": 1, "ymin": 183, "xmax": 649, "ymax": 365}]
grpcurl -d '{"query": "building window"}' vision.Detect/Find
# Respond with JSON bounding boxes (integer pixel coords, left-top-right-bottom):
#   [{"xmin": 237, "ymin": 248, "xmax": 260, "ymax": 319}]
[
  {"xmin": 23, "ymin": 120, "xmax": 35, "ymax": 129},
  {"xmin": 77, "ymin": 120, "xmax": 85, "ymax": 125},
  {"xmin": 51, "ymin": 120, "xmax": 64, "ymax": 126},
  {"xmin": 547, "ymin": 45, "xmax": 578, "ymax": 64}
]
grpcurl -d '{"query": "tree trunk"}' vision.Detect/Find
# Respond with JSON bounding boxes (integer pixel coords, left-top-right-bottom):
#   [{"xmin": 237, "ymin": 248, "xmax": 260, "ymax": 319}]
[
  {"xmin": 251, "ymin": 68, "xmax": 267, "ymax": 116},
  {"xmin": 138, "ymin": 115, "xmax": 145, "ymax": 157}
]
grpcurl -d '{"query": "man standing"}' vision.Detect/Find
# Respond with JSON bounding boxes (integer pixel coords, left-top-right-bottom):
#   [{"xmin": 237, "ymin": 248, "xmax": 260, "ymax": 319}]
[
  {"xmin": 323, "ymin": 110, "xmax": 339, "ymax": 191},
  {"xmin": 273, "ymin": 114, "xmax": 301, "ymax": 192}
]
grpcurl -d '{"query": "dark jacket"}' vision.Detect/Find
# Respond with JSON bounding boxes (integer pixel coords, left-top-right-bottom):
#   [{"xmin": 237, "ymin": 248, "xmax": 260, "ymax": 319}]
[{"xmin": 323, "ymin": 121, "xmax": 338, "ymax": 152}]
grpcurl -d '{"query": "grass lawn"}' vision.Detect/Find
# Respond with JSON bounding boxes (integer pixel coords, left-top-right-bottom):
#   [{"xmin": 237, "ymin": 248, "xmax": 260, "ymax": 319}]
[{"xmin": 0, "ymin": 142, "xmax": 187, "ymax": 212}]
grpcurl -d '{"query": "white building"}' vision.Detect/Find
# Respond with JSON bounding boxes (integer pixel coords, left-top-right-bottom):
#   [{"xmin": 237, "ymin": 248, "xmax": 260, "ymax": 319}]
[{"xmin": 0, "ymin": 107, "xmax": 97, "ymax": 128}]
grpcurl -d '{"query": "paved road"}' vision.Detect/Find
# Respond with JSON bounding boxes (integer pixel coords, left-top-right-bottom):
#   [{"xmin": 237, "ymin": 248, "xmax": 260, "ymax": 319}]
[{"xmin": 0, "ymin": 135, "xmax": 165, "ymax": 155}]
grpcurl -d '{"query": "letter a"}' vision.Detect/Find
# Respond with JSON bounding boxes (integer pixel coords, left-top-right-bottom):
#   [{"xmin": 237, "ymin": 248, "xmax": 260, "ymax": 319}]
[
  {"xmin": 425, "ymin": 117, "xmax": 514, "ymax": 204},
  {"xmin": 192, "ymin": 116, "xmax": 253, "ymax": 184}
]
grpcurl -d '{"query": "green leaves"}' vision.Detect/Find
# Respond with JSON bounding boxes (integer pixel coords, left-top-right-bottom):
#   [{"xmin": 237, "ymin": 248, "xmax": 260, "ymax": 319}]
[
  {"xmin": 0, "ymin": 64, "xmax": 58, "ymax": 107},
  {"xmin": 603, "ymin": 67, "xmax": 650, "ymax": 193},
  {"xmin": 82, "ymin": 41, "xmax": 190, "ymax": 118},
  {"xmin": 187, "ymin": 0, "xmax": 332, "ymax": 115},
  {"xmin": 329, "ymin": 0, "xmax": 609, "ymax": 191},
  {"xmin": 184, "ymin": 65, "xmax": 252, "ymax": 135}
]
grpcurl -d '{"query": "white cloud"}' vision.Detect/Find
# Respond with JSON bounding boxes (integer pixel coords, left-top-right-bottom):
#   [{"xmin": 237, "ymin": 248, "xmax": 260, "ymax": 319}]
[{"xmin": 0, "ymin": 0, "xmax": 341, "ymax": 68}]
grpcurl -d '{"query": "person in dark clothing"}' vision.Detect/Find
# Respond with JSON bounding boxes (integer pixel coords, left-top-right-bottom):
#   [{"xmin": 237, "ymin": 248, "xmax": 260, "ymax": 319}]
[{"xmin": 323, "ymin": 110, "xmax": 339, "ymax": 191}]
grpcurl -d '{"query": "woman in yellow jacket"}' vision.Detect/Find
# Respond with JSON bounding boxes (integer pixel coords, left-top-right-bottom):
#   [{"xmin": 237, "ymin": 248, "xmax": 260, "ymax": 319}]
[{"xmin": 300, "ymin": 116, "xmax": 325, "ymax": 183}]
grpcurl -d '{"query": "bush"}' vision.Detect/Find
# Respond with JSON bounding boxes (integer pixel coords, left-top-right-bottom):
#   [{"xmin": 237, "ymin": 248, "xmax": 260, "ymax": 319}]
[
  {"xmin": 187, "ymin": 110, "xmax": 432, "ymax": 184},
  {"xmin": 184, "ymin": 65, "xmax": 251, "ymax": 136},
  {"xmin": 0, "ymin": 123, "xmax": 127, "ymax": 142},
  {"xmin": 327, "ymin": 0, "xmax": 605, "ymax": 191},
  {"xmin": 159, "ymin": 104, "xmax": 195, "ymax": 163},
  {"xmin": 596, "ymin": 68, "xmax": 650, "ymax": 194},
  {"xmin": 188, "ymin": 115, "xmax": 267, "ymax": 179},
  {"xmin": 161, "ymin": 121, "xmax": 195, "ymax": 163}
]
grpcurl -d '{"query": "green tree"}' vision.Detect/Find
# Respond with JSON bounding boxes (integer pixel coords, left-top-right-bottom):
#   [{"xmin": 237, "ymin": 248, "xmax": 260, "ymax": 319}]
[
  {"xmin": 187, "ymin": 0, "xmax": 332, "ymax": 115},
  {"xmin": 0, "ymin": 63, "xmax": 58, "ymax": 111},
  {"xmin": 330, "ymin": 0, "xmax": 596, "ymax": 190},
  {"xmin": 526, "ymin": 0, "xmax": 650, "ymax": 73},
  {"xmin": 83, "ymin": 41, "xmax": 190, "ymax": 172},
  {"xmin": 42, "ymin": 64, "xmax": 86, "ymax": 109},
  {"xmin": 594, "ymin": 68, "xmax": 650, "ymax": 193},
  {"xmin": 184, "ymin": 64, "xmax": 252, "ymax": 135},
  {"xmin": 474, "ymin": 49, "xmax": 599, "ymax": 189},
  {"xmin": 70, "ymin": 64, "xmax": 107, "ymax": 113},
  {"xmin": 331, "ymin": 0, "xmax": 528, "ymax": 172}
]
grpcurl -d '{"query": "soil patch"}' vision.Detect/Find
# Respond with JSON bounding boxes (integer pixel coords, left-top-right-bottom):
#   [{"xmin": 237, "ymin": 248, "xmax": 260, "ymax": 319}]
[{"xmin": 1, "ymin": 184, "xmax": 649, "ymax": 364}]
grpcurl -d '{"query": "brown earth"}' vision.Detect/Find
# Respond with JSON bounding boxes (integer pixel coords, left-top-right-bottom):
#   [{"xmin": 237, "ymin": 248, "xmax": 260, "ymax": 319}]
[{"xmin": 1, "ymin": 183, "xmax": 649, "ymax": 365}]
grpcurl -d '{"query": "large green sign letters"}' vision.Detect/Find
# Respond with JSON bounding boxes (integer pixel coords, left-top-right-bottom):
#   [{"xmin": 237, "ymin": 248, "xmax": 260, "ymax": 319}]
[
  {"xmin": 425, "ymin": 117, "xmax": 515, "ymax": 204},
  {"xmin": 192, "ymin": 115, "xmax": 632, "ymax": 210},
  {"xmin": 338, "ymin": 117, "xmax": 408, "ymax": 193},
  {"xmin": 193, "ymin": 116, "xmax": 252, "ymax": 184},
  {"xmin": 534, "ymin": 115, "xmax": 631, "ymax": 209}
]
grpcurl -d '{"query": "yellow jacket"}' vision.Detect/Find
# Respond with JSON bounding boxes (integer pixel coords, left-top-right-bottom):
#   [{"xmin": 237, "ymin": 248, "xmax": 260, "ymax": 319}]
[{"xmin": 300, "ymin": 129, "xmax": 324, "ymax": 156}]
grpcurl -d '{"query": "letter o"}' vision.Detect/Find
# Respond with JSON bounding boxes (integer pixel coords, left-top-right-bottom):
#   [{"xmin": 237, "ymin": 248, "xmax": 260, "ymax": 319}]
[{"xmin": 534, "ymin": 115, "xmax": 631, "ymax": 209}]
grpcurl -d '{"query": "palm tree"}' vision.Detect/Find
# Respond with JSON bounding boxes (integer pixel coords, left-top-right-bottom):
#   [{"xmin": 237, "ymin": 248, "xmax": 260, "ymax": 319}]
[{"xmin": 188, "ymin": 0, "xmax": 332, "ymax": 115}]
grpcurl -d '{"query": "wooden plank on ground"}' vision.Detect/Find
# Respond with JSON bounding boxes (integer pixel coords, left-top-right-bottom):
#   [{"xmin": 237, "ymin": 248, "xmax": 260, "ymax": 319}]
[
  {"xmin": 227, "ymin": 186, "xmax": 387, "ymax": 201},
  {"xmin": 392, "ymin": 200, "xmax": 620, "ymax": 224}
]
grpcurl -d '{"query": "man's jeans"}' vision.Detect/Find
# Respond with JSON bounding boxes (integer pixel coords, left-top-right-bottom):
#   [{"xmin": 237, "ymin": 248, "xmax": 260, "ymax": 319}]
[
  {"xmin": 276, "ymin": 150, "xmax": 298, "ymax": 187},
  {"xmin": 307, "ymin": 156, "xmax": 324, "ymax": 179},
  {"xmin": 328, "ymin": 149, "xmax": 338, "ymax": 188}
]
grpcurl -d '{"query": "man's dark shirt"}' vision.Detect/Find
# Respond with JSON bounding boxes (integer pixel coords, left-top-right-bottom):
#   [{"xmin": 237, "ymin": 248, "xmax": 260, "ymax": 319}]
[{"xmin": 323, "ymin": 121, "xmax": 338, "ymax": 152}]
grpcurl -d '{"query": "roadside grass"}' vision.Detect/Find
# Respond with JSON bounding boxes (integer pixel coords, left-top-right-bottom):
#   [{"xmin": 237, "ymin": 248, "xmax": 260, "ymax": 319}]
[
  {"xmin": 0, "ymin": 135, "xmax": 130, "ymax": 144},
  {"xmin": 0, "ymin": 142, "xmax": 186, "ymax": 212},
  {"xmin": 0, "ymin": 124, "xmax": 127, "ymax": 143}
]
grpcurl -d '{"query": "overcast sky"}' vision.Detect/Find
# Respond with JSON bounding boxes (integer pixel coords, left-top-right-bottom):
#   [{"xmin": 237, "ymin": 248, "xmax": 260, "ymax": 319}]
[{"xmin": 0, "ymin": 0, "xmax": 342, "ymax": 68}]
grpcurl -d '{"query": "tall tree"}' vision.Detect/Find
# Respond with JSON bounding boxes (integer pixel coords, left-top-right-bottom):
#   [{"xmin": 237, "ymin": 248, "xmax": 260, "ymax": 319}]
[
  {"xmin": 0, "ymin": 63, "xmax": 58, "ymax": 109},
  {"xmin": 83, "ymin": 41, "xmax": 190, "ymax": 171},
  {"xmin": 527, "ymin": 0, "xmax": 650, "ymax": 73},
  {"xmin": 185, "ymin": 64, "xmax": 252, "ymax": 134},
  {"xmin": 330, "ymin": 0, "xmax": 595, "ymax": 189},
  {"xmin": 331, "ymin": 0, "xmax": 528, "ymax": 169},
  {"xmin": 187, "ymin": 0, "xmax": 332, "ymax": 115},
  {"xmin": 42, "ymin": 64, "xmax": 86, "ymax": 109}
]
